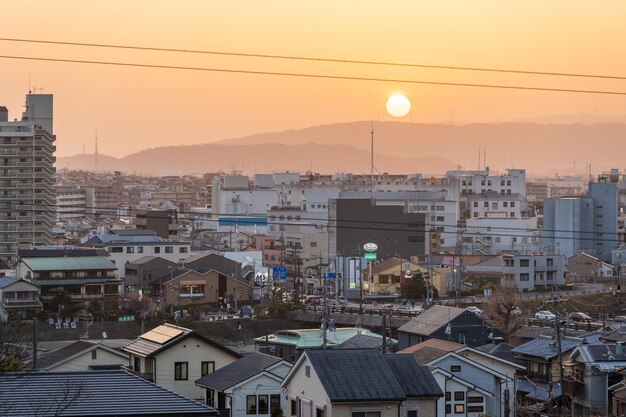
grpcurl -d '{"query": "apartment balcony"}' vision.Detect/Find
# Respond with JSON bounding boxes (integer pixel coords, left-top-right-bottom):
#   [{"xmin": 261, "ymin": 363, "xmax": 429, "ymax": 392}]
[
  {"xmin": 2, "ymin": 297, "xmax": 43, "ymax": 310},
  {"xmin": 179, "ymin": 293, "xmax": 205, "ymax": 298},
  {"xmin": 0, "ymin": 151, "xmax": 17, "ymax": 156},
  {"xmin": 0, "ymin": 162, "xmax": 17, "ymax": 167},
  {"xmin": 0, "ymin": 173, "xmax": 17, "ymax": 178}
]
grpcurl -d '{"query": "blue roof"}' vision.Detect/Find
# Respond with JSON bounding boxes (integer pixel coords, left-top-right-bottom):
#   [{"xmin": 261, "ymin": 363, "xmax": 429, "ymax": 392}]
[
  {"xmin": 0, "ymin": 370, "xmax": 217, "ymax": 416},
  {"xmin": 0, "ymin": 276, "xmax": 18, "ymax": 288},
  {"xmin": 512, "ymin": 337, "xmax": 582, "ymax": 360}
]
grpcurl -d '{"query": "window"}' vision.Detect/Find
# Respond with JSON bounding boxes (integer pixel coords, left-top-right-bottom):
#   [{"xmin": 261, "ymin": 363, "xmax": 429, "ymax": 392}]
[
  {"xmin": 454, "ymin": 392, "xmax": 465, "ymax": 401},
  {"xmin": 305, "ymin": 365, "xmax": 310, "ymax": 377},
  {"xmin": 258, "ymin": 395, "xmax": 269, "ymax": 414},
  {"xmin": 492, "ymin": 202, "xmax": 498, "ymax": 209},
  {"xmin": 165, "ymin": 246, "xmax": 173, "ymax": 253},
  {"xmin": 270, "ymin": 395, "xmax": 281, "ymax": 414},
  {"xmin": 503, "ymin": 201, "xmax": 508, "ymax": 207},
  {"xmin": 137, "ymin": 246, "xmax": 144, "ymax": 253},
  {"xmin": 174, "ymin": 362, "xmax": 188, "ymax": 380},
  {"xmin": 291, "ymin": 400, "xmax": 297, "ymax": 416},
  {"xmin": 126, "ymin": 246, "xmax": 134, "ymax": 253},
  {"xmin": 91, "ymin": 350, "xmax": 97, "ymax": 360},
  {"xmin": 484, "ymin": 202, "xmax": 488, "ymax": 208},
  {"xmin": 520, "ymin": 273, "xmax": 530, "ymax": 281},
  {"xmin": 445, "ymin": 392, "xmax": 451, "ymax": 401},
  {"xmin": 310, "ymin": 242, "xmax": 317, "ymax": 247},
  {"xmin": 201, "ymin": 361, "xmax": 215, "ymax": 376},
  {"xmin": 473, "ymin": 202, "xmax": 478, "ymax": 208},
  {"xmin": 407, "ymin": 411, "xmax": 417, "ymax": 417},
  {"xmin": 467, "ymin": 396, "xmax": 483, "ymax": 403},
  {"xmin": 520, "ymin": 259, "xmax": 529, "ymax": 267},
  {"xmin": 316, "ymin": 408, "xmax": 324, "ymax": 417},
  {"xmin": 547, "ymin": 258, "xmax": 554, "ymax": 267},
  {"xmin": 111, "ymin": 247, "xmax": 123, "ymax": 253},
  {"xmin": 457, "ymin": 332, "xmax": 466, "ymax": 343},
  {"xmin": 454, "ymin": 404, "xmax": 465, "ymax": 414},
  {"xmin": 206, "ymin": 389, "xmax": 214, "ymax": 407},
  {"xmin": 352, "ymin": 412, "xmax": 380, "ymax": 417},
  {"xmin": 134, "ymin": 356, "xmax": 140, "ymax": 372},
  {"xmin": 445, "ymin": 405, "xmax": 451, "ymax": 414},
  {"xmin": 510, "ymin": 201, "xmax": 515, "ymax": 207},
  {"xmin": 154, "ymin": 247, "xmax": 161, "ymax": 254},
  {"xmin": 247, "ymin": 396, "xmax": 257, "ymax": 414},
  {"xmin": 436, "ymin": 216, "xmax": 445, "ymax": 222},
  {"xmin": 450, "ymin": 365, "xmax": 461, "ymax": 372},
  {"xmin": 180, "ymin": 247, "xmax": 188, "ymax": 253},
  {"xmin": 467, "ymin": 406, "xmax": 484, "ymax": 413}
]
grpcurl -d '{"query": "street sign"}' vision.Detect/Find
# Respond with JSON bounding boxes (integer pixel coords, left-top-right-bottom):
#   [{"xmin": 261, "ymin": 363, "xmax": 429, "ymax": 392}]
[
  {"xmin": 324, "ymin": 272, "xmax": 337, "ymax": 279},
  {"xmin": 363, "ymin": 242, "xmax": 378, "ymax": 252},
  {"xmin": 272, "ymin": 267, "xmax": 287, "ymax": 282},
  {"xmin": 364, "ymin": 253, "xmax": 377, "ymax": 261}
]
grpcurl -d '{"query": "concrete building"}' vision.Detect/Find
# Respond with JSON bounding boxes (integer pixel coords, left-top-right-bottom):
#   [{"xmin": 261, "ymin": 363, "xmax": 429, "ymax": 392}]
[
  {"xmin": 0, "ymin": 93, "xmax": 56, "ymax": 264},
  {"xmin": 543, "ymin": 197, "xmax": 594, "ymax": 258},
  {"xmin": 464, "ymin": 216, "xmax": 540, "ymax": 255},
  {"xmin": 133, "ymin": 209, "xmax": 179, "ymax": 240},
  {"xmin": 567, "ymin": 252, "xmax": 615, "ymax": 283},
  {"xmin": 56, "ymin": 186, "xmax": 86, "ymax": 220},
  {"xmin": 501, "ymin": 253, "xmax": 566, "ymax": 291},
  {"xmin": 589, "ymin": 179, "xmax": 620, "ymax": 262}
]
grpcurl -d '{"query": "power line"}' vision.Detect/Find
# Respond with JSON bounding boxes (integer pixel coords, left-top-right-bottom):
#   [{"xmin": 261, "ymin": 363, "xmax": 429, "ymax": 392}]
[
  {"xmin": 2, "ymin": 37, "xmax": 626, "ymax": 81},
  {"xmin": 2, "ymin": 54, "xmax": 626, "ymax": 97}
]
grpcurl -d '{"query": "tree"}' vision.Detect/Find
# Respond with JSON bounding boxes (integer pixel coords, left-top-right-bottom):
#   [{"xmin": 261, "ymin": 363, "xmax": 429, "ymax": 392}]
[
  {"xmin": 0, "ymin": 321, "xmax": 31, "ymax": 372},
  {"xmin": 483, "ymin": 285, "xmax": 525, "ymax": 340}
]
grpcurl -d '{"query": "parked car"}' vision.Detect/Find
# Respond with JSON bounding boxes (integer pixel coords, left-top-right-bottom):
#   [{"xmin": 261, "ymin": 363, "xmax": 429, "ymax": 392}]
[
  {"xmin": 614, "ymin": 315, "xmax": 626, "ymax": 322},
  {"xmin": 467, "ymin": 306, "xmax": 483, "ymax": 316},
  {"xmin": 535, "ymin": 311, "xmax": 556, "ymax": 320},
  {"xmin": 568, "ymin": 312, "xmax": 591, "ymax": 322}
]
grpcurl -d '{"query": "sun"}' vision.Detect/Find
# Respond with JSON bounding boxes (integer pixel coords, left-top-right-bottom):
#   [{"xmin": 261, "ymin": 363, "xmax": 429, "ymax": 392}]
[{"xmin": 386, "ymin": 94, "xmax": 411, "ymax": 118}]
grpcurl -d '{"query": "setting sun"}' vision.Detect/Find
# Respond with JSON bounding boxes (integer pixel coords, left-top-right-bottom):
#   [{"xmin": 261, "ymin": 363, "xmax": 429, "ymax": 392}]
[{"xmin": 386, "ymin": 94, "xmax": 411, "ymax": 118}]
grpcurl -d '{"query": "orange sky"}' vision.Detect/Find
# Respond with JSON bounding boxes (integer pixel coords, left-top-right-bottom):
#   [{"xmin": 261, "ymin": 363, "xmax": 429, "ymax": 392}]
[{"xmin": 2, "ymin": 1, "xmax": 626, "ymax": 158}]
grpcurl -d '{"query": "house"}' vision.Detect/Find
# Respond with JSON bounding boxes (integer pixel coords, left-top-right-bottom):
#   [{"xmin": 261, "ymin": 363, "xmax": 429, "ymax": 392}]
[
  {"xmin": 397, "ymin": 305, "xmax": 503, "ymax": 349},
  {"xmin": 282, "ymin": 349, "xmax": 442, "ymax": 417},
  {"xmin": 16, "ymin": 255, "xmax": 122, "ymax": 311},
  {"xmin": 253, "ymin": 328, "xmax": 388, "ymax": 361},
  {"xmin": 567, "ymin": 252, "xmax": 615, "ymax": 283},
  {"xmin": 34, "ymin": 340, "xmax": 128, "ymax": 371},
  {"xmin": 122, "ymin": 323, "xmax": 241, "ymax": 400},
  {"xmin": 0, "ymin": 277, "xmax": 42, "ymax": 321},
  {"xmin": 567, "ymin": 342, "xmax": 626, "ymax": 416},
  {"xmin": 511, "ymin": 334, "xmax": 601, "ymax": 411},
  {"xmin": 159, "ymin": 268, "xmax": 254, "ymax": 312},
  {"xmin": 183, "ymin": 252, "xmax": 243, "ymax": 281},
  {"xmin": 398, "ymin": 339, "xmax": 464, "ymax": 363},
  {"xmin": 426, "ymin": 346, "xmax": 524, "ymax": 417},
  {"xmin": 123, "ymin": 256, "xmax": 177, "ymax": 293},
  {"xmin": 195, "ymin": 352, "xmax": 293, "ymax": 417},
  {"xmin": 0, "ymin": 370, "xmax": 217, "ymax": 416},
  {"xmin": 361, "ymin": 257, "xmax": 421, "ymax": 295}
]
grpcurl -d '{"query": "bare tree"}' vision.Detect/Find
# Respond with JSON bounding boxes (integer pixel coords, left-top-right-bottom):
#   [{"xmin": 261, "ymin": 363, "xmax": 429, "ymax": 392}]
[
  {"xmin": 483, "ymin": 285, "xmax": 525, "ymax": 341},
  {"xmin": 0, "ymin": 322, "xmax": 32, "ymax": 372}
]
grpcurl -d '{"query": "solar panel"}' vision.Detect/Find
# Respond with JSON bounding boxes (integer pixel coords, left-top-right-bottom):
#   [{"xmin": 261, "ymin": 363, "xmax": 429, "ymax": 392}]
[{"xmin": 141, "ymin": 325, "xmax": 185, "ymax": 344}]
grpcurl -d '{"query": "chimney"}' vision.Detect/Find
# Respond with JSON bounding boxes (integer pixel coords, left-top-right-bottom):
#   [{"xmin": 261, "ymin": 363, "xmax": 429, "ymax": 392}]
[
  {"xmin": 0, "ymin": 106, "xmax": 7, "ymax": 122},
  {"xmin": 617, "ymin": 342, "xmax": 624, "ymax": 356}
]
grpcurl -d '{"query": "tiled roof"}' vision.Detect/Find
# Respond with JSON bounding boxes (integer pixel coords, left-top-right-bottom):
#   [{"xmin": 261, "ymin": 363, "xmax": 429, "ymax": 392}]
[
  {"xmin": 397, "ymin": 305, "xmax": 467, "ymax": 336},
  {"xmin": 253, "ymin": 328, "xmax": 384, "ymax": 349},
  {"xmin": 36, "ymin": 341, "xmax": 98, "ymax": 370},
  {"xmin": 336, "ymin": 334, "xmax": 385, "ymax": 350},
  {"xmin": 476, "ymin": 343, "xmax": 522, "ymax": 365},
  {"xmin": 21, "ymin": 256, "xmax": 116, "ymax": 271},
  {"xmin": 398, "ymin": 339, "xmax": 464, "ymax": 363},
  {"xmin": 306, "ymin": 350, "xmax": 406, "ymax": 402},
  {"xmin": 195, "ymin": 352, "xmax": 283, "ymax": 390},
  {"xmin": 383, "ymin": 354, "xmax": 443, "ymax": 397},
  {"xmin": 0, "ymin": 370, "xmax": 216, "ymax": 416},
  {"xmin": 0, "ymin": 276, "xmax": 19, "ymax": 289},
  {"xmin": 512, "ymin": 337, "xmax": 582, "ymax": 360}
]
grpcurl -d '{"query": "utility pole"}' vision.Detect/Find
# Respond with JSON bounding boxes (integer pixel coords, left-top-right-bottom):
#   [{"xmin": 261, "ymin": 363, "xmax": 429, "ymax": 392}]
[
  {"xmin": 555, "ymin": 315, "xmax": 564, "ymax": 415},
  {"xmin": 381, "ymin": 314, "xmax": 387, "ymax": 353}
]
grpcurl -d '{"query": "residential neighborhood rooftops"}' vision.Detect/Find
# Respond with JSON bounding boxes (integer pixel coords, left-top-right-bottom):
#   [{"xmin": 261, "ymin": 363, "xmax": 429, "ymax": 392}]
[
  {"xmin": 512, "ymin": 336, "xmax": 587, "ymax": 360},
  {"xmin": 0, "ymin": 370, "xmax": 217, "ymax": 416},
  {"xmin": 34, "ymin": 340, "xmax": 127, "ymax": 371},
  {"xmin": 195, "ymin": 352, "xmax": 283, "ymax": 390},
  {"xmin": 336, "ymin": 334, "xmax": 389, "ymax": 350},
  {"xmin": 397, "ymin": 338, "xmax": 464, "ymax": 363}
]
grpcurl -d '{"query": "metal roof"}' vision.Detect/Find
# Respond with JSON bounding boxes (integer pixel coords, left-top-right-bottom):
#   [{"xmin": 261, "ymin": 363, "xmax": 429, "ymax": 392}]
[
  {"xmin": 253, "ymin": 328, "xmax": 384, "ymax": 349},
  {"xmin": 0, "ymin": 370, "xmax": 217, "ymax": 416},
  {"xmin": 512, "ymin": 337, "xmax": 582, "ymax": 360},
  {"xmin": 22, "ymin": 256, "xmax": 117, "ymax": 271},
  {"xmin": 397, "ymin": 305, "xmax": 467, "ymax": 336},
  {"xmin": 35, "ymin": 341, "xmax": 127, "ymax": 371}
]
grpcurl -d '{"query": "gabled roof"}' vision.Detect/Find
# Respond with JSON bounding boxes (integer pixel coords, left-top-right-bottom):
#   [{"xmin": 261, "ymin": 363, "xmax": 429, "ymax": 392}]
[
  {"xmin": 512, "ymin": 337, "xmax": 582, "ymax": 360},
  {"xmin": 336, "ymin": 334, "xmax": 385, "ymax": 350},
  {"xmin": 0, "ymin": 370, "xmax": 217, "ymax": 416},
  {"xmin": 253, "ymin": 328, "xmax": 384, "ymax": 349},
  {"xmin": 363, "ymin": 257, "xmax": 419, "ymax": 275},
  {"xmin": 384, "ymin": 354, "xmax": 443, "ymax": 397},
  {"xmin": 397, "ymin": 305, "xmax": 467, "ymax": 336},
  {"xmin": 306, "ymin": 349, "xmax": 405, "ymax": 402},
  {"xmin": 123, "ymin": 323, "xmax": 241, "ymax": 359},
  {"xmin": 476, "ymin": 343, "xmax": 523, "ymax": 365},
  {"xmin": 35, "ymin": 340, "xmax": 127, "ymax": 371},
  {"xmin": 0, "ymin": 277, "xmax": 38, "ymax": 289},
  {"xmin": 21, "ymin": 256, "xmax": 116, "ymax": 271},
  {"xmin": 429, "ymin": 368, "xmax": 493, "ymax": 397},
  {"xmin": 398, "ymin": 339, "xmax": 464, "ymax": 363},
  {"xmin": 195, "ymin": 352, "xmax": 286, "ymax": 391}
]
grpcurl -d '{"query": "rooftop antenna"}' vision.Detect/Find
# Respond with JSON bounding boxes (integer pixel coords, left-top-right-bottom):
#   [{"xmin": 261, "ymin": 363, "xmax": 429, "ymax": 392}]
[
  {"xmin": 370, "ymin": 120, "xmax": 374, "ymax": 200},
  {"xmin": 95, "ymin": 129, "xmax": 99, "ymax": 171},
  {"xmin": 478, "ymin": 142, "xmax": 481, "ymax": 171}
]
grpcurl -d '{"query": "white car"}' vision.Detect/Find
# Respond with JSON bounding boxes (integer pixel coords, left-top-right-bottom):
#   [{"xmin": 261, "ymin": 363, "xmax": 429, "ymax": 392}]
[
  {"xmin": 467, "ymin": 306, "xmax": 483, "ymax": 316},
  {"xmin": 535, "ymin": 311, "xmax": 556, "ymax": 320}
]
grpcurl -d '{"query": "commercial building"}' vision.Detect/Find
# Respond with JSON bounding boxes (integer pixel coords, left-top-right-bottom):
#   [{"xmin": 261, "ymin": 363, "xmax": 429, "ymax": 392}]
[{"xmin": 0, "ymin": 93, "xmax": 56, "ymax": 264}]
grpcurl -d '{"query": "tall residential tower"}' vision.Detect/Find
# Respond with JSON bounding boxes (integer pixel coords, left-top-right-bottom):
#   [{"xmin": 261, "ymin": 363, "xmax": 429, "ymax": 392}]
[{"xmin": 0, "ymin": 93, "xmax": 56, "ymax": 264}]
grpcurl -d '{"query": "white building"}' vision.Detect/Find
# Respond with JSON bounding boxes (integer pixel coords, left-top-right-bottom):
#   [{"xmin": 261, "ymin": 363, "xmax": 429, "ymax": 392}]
[
  {"xmin": 464, "ymin": 216, "xmax": 540, "ymax": 255},
  {"xmin": 56, "ymin": 186, "xmax": 87, "ymax": 220}
]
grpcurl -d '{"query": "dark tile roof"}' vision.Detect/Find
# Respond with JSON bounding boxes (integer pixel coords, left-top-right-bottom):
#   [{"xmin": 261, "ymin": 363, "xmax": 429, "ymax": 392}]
[
  {"xmin": 476, "ymin": 343, "xmax": 522, "ymax": 365},
  {"xmin": 306, "ymin": 349, "xmax": 406, "ymax": 402},
  {"xmin": 196, "ymin": 352, "xmax": 283, "ymax": 390},
  {"xmin": 383, "ymin": 354, "xmax": 443, "ymax": 397},
  {"xmin": 335, "ymin": 334, "xmax": 383, "ymax": 350},
  {"xmin": 0, "ymin": 370, "xmax": 216, "ymax": 416},
  {"xmin": 36, "ymin": 340, "xmax": 100, "ymax": 370},
  {"xmin": 586, "ymin": 344, "xmax": 626, "ymax": 362},
  {"xmin": 512, "ymin": 337, "xmax": 582, "ymax": 360},
  {"xmin": 397, "ymin": 305, "xmax": 467, "ymax": 336},
  {"xmin": 17, "ymin": 248, "xmax": 109, "ymax": 258}
]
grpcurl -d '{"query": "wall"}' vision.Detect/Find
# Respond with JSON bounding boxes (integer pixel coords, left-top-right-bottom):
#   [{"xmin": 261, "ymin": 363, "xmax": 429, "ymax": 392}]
[
  {"xmin": 400, "ymin": 398, "xmax": 437, "ymax": 417},
  {"xmin": 228, "ymin": 373, "xmax": 286, "ymax": 417},
  {"xmin": 51, "ymin": 347, "xmax": 128, "ymax": 371}
]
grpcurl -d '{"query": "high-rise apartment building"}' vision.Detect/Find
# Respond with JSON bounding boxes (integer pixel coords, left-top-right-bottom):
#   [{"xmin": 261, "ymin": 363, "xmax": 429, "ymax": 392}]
[{"xmin": 0, "ymin": 93, "xmax": 56, "ymax": 264}]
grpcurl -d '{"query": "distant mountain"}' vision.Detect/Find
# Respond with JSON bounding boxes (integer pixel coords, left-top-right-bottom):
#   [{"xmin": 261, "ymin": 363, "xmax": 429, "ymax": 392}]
[
  {"xmin": 57, "ymin": 121, "xmax": 626, "ymax": 176},
  {"xmin": 56, "ymin": 143, "xmax": 458, "ymax": 176}
]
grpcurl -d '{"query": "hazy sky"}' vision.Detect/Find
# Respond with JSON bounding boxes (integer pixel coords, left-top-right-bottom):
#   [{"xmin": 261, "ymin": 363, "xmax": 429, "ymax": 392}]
[{"xmin": 2, "ymin": 1, "xmax": 626, "ymax": 158}]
